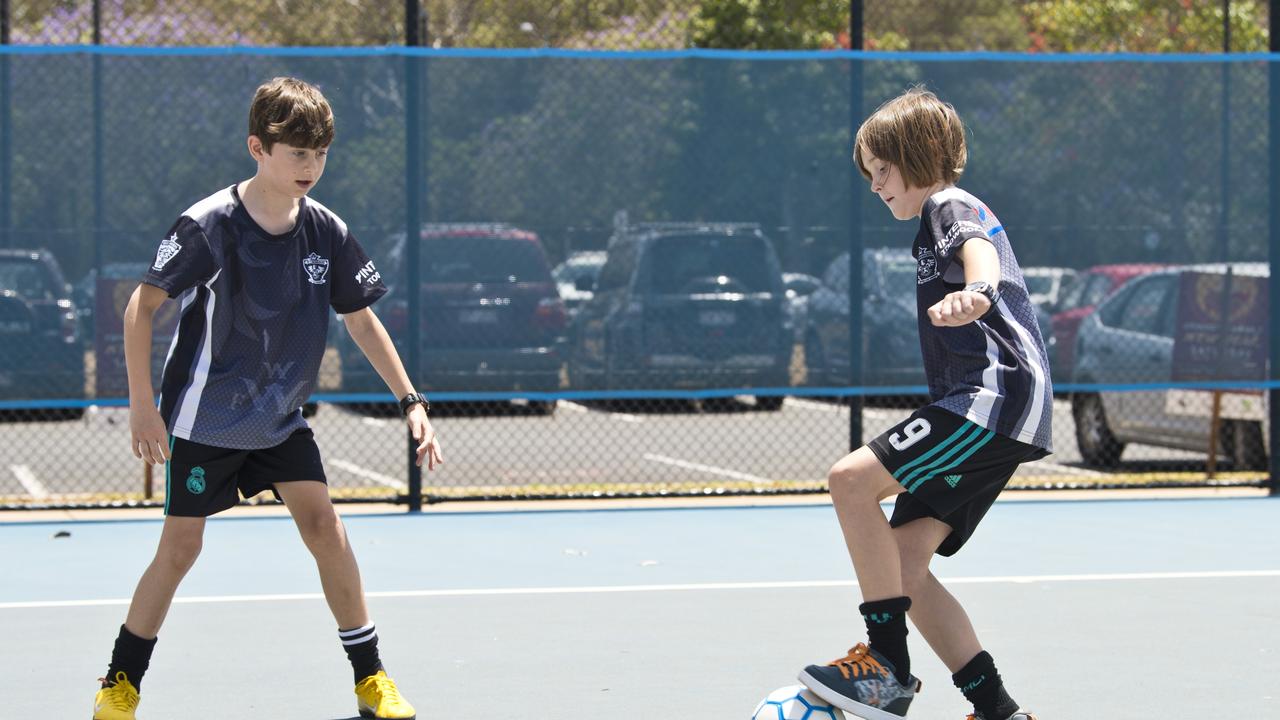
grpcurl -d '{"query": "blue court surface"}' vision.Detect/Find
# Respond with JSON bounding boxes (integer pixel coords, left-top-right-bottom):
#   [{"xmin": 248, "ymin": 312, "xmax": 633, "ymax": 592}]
[{"xmin": 3, "ymin": 495, "xmax": 1278, "ymax": 719}]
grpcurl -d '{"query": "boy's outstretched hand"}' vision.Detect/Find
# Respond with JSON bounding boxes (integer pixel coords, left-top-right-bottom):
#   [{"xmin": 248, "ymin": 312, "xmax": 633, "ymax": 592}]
[
  {"xmin": 927, "ymin": 290, "xmax": 991, "ymax": 327},
  {"xmin": 130, "ymin": 403, "xmax": 171, "ymax": 465},
  {"xmin": 408, "ymin": 405, "xmax": 444, "ymax": 470}
]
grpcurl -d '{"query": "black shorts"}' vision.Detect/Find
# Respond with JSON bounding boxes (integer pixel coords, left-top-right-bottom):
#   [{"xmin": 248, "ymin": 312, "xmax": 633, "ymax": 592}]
[
  {"xmin": 867, "ymin": 406, "xmax": 1047, "ymax": 557},
  {"xmin": 163, "ymin": 428, "xmax": 327, "ymax": 517}
]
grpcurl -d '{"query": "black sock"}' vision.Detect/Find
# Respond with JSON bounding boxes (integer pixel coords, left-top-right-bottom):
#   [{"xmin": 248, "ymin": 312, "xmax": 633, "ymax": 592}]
[
  {"xmin": 339, "ymin": 623, "xmax": 384, "ymax": 683},
  {"xmin": 953, "ymin": 651, "xmax": 1020, "ymax": 720},
  {"xmin": 859, "ymin": 596, "xmax": 912, "ymax": 684},
  {"xmin": 106, "ymin": 625, "xmax": 157, "ymax": 690}
]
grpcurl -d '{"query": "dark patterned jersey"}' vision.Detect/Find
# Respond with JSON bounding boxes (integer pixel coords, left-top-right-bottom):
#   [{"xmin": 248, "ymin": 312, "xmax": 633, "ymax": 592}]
[
  {"xmin": 142, "ymin": 185, "xmax": 386, "ymax": 449},
  {"xmin": 911, "ymin": 187, "xmax": 1052, "ymax": 451}
]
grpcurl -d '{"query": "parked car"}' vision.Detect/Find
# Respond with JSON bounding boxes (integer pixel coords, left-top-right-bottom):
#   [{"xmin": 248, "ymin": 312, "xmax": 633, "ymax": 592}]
[
  {"xmin": 0, "ymin": 249, "xmax": 85, "ymax": 416},
  {"xmin": 1022, "ymin": 266, "xmax": 1077, "ymax": 310},
  {"xmin": 1051, "ymin": 263, "xmax": 1166, "ymax": 382},
  {"xmin": 782, "ymin": 272, "xmax": 822, "ymax": 344},
  {"xmin": 567, "ymin": 222, "xmax": 791, "ymax": 409},
  {"xmin": 552, "ymin": 250, "xmax": 608, "ymax": 321},
  {"xmin": 338, "ymin": 224, "xmax": 567, "ymax": 415},
  {"xmin": 1071, "ymin": 263, "xmax": 1268, "ymax": 468},
  {"xmin": 803, "ymin": 248, "xmax": 926, "ymax": 391}
]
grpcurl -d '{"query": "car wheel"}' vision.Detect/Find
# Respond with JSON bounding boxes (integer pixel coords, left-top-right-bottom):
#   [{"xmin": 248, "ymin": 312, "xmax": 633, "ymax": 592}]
[
  {"xmin": 1073, "ymin": 393, "xmax": 1123, "ymax": 467},
  {"xmin": 755, "ymin": 395, "xmax": 785, "ymax": 412},
  {"xmin": 1227, "ymin": 420, "xmax": 1267, "ymax": 471}
]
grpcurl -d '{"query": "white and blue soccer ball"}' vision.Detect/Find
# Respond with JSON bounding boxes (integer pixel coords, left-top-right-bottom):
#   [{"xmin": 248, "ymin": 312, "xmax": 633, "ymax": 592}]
[{"xmin": 751, "ymin": 685, "xmax": 846, "ymax": 720}]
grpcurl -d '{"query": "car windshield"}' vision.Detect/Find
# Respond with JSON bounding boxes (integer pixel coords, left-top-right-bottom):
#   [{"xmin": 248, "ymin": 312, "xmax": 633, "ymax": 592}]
[
  {"xmin": 554, "ymin": 260, "xmax": 604, "ymax": 284},
  {"xmin": 647, "ymin": 235, "xmax": 775, "ymax": 294},
  {"xmin": 1024, "ymin": 274, "xmax": 1055, "ymax": 296},
  {"xmin": 0, "ymin": 261, "xmax": 52, "ymax": 299},
  {"xmin": 422, "ymin": 237, "xmax": 550, "ymax": 283}
]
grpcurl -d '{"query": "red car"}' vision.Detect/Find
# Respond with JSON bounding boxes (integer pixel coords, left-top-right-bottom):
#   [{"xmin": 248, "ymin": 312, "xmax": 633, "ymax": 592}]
[{"xmin": 1051, "ymin": 263, "xmax": 1166, "ymax": 381}]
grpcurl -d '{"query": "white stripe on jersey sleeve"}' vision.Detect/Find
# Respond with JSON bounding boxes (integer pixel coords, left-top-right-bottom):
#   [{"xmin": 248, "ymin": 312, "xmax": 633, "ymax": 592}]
[
  {"xmin": 172, "ymin": 269, "xmax": 222, "ymax": 438},
  {"xmin": 156, "ymin": 286, "xmax": 199, "ymax": 413},
  {"xmin": 1000, "ymin": 298, "xmax": 1051, "ymax": 445}
]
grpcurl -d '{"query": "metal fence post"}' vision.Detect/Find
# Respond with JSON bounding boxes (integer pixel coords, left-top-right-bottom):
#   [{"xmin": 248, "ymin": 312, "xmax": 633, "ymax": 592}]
[
  {"xmin": 1268, "ymin": 0, "xmax": 1279, "ymax": 496},
  {"xmin": 93, "ymin": 0, "xmax": 104, "ymax": 278},
  {"xmin": 1, "ymin": 0, "xmax": 10, "ymax": 249},
  {"xmin": 404, "ymin": 0, "xmax": 424, "ymax": 511},
  {"xmin": 847, "ymin": 0, "xmax": 865, "ymax": 452}
]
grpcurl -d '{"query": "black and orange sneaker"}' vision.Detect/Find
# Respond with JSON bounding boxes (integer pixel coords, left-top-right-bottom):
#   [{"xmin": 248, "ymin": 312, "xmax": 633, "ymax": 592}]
[
  {"xmin": 798, "ymin": 643, "xmax": 921, "ymax": 720},
  {"xmin": 967, "ymin": 712, "xmax": 1038, "ymax": 720}
]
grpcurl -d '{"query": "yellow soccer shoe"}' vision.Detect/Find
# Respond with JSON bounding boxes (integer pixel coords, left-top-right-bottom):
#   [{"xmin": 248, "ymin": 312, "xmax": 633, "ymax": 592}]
[
  {"xmin": 355, "ymin": 670, "xmax": 417, "ymax": 719},
  {"xmin": 93, "ymin": 671, "xmax": 140, "ymax": 720}
]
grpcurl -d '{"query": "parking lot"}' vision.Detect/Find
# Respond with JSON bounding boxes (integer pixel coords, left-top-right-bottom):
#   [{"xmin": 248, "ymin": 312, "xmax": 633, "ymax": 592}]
[{"xmin": 0, "ymin": 395, "xmax": 1239, "ymax": 505}]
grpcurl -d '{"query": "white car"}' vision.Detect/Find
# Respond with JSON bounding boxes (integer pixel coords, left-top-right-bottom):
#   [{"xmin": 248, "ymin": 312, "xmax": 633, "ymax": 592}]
[
  {"xmin": 1071, "ymin": 262, "xmax": 1268, "ymax": 469},
  {"xmin": 1022, "ymin": 266, "xmax": 1077, "ymax": 310}
]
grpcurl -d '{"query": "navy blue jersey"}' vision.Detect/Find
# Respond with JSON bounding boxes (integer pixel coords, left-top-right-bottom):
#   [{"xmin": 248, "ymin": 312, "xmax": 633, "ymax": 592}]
[
  {"xmin": 912, "ymin": 187, "xmax": 1052, "ymax": 452},
  {"xmin": 143, "ymin": 185, "xmax": 386, "ymax": 449}
]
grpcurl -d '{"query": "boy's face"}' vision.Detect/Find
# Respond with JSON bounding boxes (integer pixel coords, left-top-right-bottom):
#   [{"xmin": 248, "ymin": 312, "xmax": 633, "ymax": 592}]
[
  {"xmin": 861, "ymin": 150, "xmax": 931, "ymax": 221},
  {"xmin": 249, "ymin": 137, "xmax": 328, "ymax": 199}
]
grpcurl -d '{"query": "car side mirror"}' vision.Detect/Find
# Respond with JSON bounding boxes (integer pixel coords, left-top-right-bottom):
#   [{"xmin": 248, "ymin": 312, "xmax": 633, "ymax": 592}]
[{"xmin": 574, "ymin": 277, "xmax": 595, "ymax": 293}]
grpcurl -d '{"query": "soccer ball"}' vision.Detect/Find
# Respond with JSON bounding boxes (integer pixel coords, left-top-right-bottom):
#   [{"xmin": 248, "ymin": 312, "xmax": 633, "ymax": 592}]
[{"xmin": 751, "ymin": 685, "xmax": 846, "ymax": 720}]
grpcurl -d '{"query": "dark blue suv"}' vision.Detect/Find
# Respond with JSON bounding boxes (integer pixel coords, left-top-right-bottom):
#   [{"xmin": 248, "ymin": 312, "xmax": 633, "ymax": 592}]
[
  {"xmin": 567, "ymin": 223, "xmax": 791, "ymax": 409},
  {"xmin": 0, "ymin": 249, "xmax": 85, "ymax": 415}
]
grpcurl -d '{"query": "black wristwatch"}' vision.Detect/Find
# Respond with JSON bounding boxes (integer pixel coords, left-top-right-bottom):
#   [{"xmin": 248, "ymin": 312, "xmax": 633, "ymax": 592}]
[
  {"xmin": 398, "ymin": 392, "xmax": 429, "ymax": 417},
  {"xmin": 964, "ymin": 281, "xmax": 1001, "ymax": 316}
]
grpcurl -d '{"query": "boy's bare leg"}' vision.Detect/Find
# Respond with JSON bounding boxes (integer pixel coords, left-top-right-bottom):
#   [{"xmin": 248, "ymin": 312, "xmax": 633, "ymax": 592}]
[
  {"xmin": 275, "ymin": 480, "xmax": 369, "ymax": 629},
  {"xmin": 894, "ymin": 518, "xmax": 983, "ymax": 671},
  {"xmin": 124, "ymin": 515, "xmax": 207, "ymax": 637},
  {"xmin": 827, "ymin": 445, "xmax": 907, "ymax": 601}
]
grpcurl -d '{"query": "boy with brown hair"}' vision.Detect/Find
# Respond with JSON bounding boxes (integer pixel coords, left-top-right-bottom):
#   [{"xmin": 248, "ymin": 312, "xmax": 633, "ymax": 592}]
[
  {"xmin": 797, "ymin": 87, "xmax": 1049, "ymax": 720},
  {"xmin": 91, "ymin": 77, "xmax": 441, "ymax": 720}
]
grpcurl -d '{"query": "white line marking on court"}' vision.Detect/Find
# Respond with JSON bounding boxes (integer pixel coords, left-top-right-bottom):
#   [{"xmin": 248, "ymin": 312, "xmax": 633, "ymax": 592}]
[
  {"xmin": 558, "ymin": 400, "xmax": 641, "ymax": 422},
  {"xmin": 10, "ymin": 465, "xmax": 48, "ymax": 499},
  {"xmin": 1030, "ymin": 460, "xmax": 1108, "ymax": 477},
  {"xmin": 643, "ymin": 454, "xmax": 772, "ymax": 484},
  {"xmin": 787, "ymin": 398, "xmax": 847, "ymax": 413},
  {"xmin": 329, "ymin": 459, "xmax": 407, "ymax": 492},
  {"xmin": 4, "ymin": 569, "xmax": 1278, "ymax": 610}
]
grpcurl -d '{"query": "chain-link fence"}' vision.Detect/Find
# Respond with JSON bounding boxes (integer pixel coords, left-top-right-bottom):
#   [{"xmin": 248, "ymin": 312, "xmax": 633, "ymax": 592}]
[{"xmin": 1, "ymin": 2, "xmax": 1277, "ymax": 509}]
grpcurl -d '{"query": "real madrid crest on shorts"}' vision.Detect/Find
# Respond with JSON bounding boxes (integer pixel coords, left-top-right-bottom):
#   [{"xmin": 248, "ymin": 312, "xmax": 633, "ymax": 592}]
[
  {"xmin": 302, "ymin": 251, "xmax": 330, "ymax": 285},
  {"xmin": 916, "ymin": 245, "xmax": 939, "ymax": 284},
  {"xmin": 153, "ymin": 232, "xmax": 182, "ymax": 271}
]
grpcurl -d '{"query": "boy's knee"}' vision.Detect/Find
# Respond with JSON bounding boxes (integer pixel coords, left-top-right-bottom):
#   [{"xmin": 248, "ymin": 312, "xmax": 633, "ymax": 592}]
[
  {"xmin": 157, "ymin": 534, "xmax": 202, "ymax": 573},
  {"xmin": 827, "ymin": 461, "xmax": 881, "ymax": 501},
  {"xmin": 297, "ymin": 510, "xmax": 345, "ymax": 549}
]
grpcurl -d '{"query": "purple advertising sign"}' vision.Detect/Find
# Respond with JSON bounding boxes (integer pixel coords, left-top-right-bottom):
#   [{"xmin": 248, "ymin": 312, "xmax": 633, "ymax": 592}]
[{"xmin": 1171, "ymin": 271, "xmax": 1268, "ymax": 382}]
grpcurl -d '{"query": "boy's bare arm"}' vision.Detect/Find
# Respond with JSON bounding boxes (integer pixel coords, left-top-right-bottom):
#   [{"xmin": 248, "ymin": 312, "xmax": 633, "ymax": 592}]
[
  {"xmin": 342, "ymin": 307, "xmax": 444, "ymax": 469},
  {"xmin": 927, "ymin": 239, "xmax": 1002, "ymax": 327},
  {"xmin": 124, "ymin": 283, "xmax": 173, "ymax": 464}
]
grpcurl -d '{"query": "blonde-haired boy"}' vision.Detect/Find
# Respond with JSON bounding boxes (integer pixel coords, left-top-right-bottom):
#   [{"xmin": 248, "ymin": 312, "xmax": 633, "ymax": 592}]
[{"xmin": 798, "ymin": 87, "xmax": 1049, "ymax": 720}]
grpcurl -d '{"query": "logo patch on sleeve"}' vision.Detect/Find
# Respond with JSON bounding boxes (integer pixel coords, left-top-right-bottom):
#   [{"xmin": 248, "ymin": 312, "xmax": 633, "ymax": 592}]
[{"xmin": 153, "ymin": 233, "xmax": 182, "ymax": 271}]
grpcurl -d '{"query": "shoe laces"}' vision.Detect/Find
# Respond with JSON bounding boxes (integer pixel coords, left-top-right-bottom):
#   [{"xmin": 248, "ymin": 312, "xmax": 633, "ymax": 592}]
[
  {"xmin": 97, "ymin": 672, "xmax": 139, "ymax": 710},
  {"xmin": 368, "ymin": 673, "xmax": 404, "ymax": 705},
  {"xmin": 827, "ymin": 643, "xmax": 889, "ymax": 681}
]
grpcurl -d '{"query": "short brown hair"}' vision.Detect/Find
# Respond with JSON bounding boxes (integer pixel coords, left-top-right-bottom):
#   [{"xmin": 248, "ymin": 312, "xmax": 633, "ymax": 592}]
[
  {"xmin": 854, "ymin": 86, "xmax": 966, "ymax": 189},
  {"xmin": 248, "ymin": 77, "xmax": 334, "ymax": 152}
]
